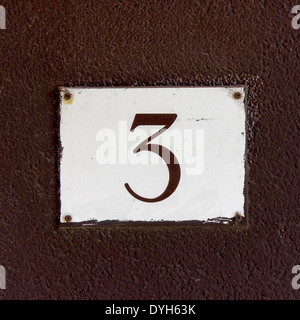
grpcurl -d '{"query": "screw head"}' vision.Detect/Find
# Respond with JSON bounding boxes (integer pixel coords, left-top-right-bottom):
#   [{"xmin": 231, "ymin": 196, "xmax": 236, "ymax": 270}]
[
  {"xmin": 234, "ymin": 213, "xmax": 243, "ymax": 225},
  {"xmin": 233, "ymin": 92, "xmax": 242, "ymax": 99},
  {"xmin": 64, "ymin": 215, "xmax": 72, "ymax": 223},
  {"xmin": 64, "ymin": 91, "xmax": 72, "ymax": 101}
]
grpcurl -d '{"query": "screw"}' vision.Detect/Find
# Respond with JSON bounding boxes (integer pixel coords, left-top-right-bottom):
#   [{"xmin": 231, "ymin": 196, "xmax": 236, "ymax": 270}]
[
  {"xmin": 64, "ymin": 91, "xmax": 72, "ymax": 101},
  {"xmin": 234, "ymin": 213, "xmax": 243, "ymax": 225},
  {"xmin": 64, "ymin": 215, "xmax": 72, "ymax": 223},
  {"xmin": 233, "ymin": 92, "xmax": 242, "ymax": 99}
]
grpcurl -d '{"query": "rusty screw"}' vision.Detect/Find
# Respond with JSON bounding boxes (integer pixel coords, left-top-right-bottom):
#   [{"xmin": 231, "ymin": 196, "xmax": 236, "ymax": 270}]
[
  {"xmin": 64, "ymin": 91, "xmax": 72, "ymax": 101},
  {"xmin": 64, "ymin": 215, "xmax": 72, "ymax": 223},
  {"xmin": 233, "ymin": 92, "xmax": 242, "ymax": 99},
  {"xmin": 234, "ymin": 213, "xmax": 243, "ymax": 225}
]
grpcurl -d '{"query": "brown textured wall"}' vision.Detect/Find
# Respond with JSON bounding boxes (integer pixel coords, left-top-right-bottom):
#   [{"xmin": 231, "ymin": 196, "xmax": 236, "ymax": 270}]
[{"xmin": 0, "ymin": 0, "xmax": 299, "ymax": 299}]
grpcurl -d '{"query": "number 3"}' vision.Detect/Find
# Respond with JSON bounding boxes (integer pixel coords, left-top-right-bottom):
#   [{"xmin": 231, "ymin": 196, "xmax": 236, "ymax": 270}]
[{"xmin": 125, "ymin": 114, "xmax": 181, "ymax": 203}]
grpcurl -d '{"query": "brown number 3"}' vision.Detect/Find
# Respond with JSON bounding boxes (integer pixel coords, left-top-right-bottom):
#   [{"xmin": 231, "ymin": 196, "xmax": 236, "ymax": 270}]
[{"xmin": 125, "ymin": 114, "xmax": 181, "ymax": 202}]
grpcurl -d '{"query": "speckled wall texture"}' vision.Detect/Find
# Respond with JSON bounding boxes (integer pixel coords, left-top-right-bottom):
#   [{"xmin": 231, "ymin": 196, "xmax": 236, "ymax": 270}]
[{"xmin": 0, "ymin": 0, "xmax": 299, "ymax": 299}]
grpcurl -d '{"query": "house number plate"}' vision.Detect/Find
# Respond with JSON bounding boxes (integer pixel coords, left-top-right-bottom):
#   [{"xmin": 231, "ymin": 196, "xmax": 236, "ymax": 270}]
[{"xmin": 59, "ymin": 87, "xmax": 246, "ymax": 225}]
